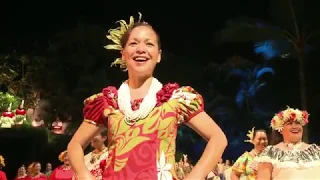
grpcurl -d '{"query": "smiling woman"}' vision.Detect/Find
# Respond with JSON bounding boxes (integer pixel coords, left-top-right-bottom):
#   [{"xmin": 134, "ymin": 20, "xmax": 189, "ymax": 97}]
[
  {"xmin": 230, "ymin": 127, "xmax": 268, "ymax": 180},
  {"xmin": 256, "ymin": 107, "xmax": 320, "ymax": 180},
  {"xmin": 67, "ymin": 12, "xmax": 227, "ymax": 180}
]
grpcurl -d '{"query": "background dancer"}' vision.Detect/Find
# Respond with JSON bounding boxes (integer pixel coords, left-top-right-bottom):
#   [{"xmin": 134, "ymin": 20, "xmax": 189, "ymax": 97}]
[
  {"xmin": 14, "ymin": 165, "xmax": 27, "ymax": 180},
  {"xmin": 257, "ymin": 107, "xmax": 320, "ymax": 180},
  {"xmin": 25, "ymin": 162, "xmax": 46, "ymax": 180},
  {"xmin": 49, "ymin": 150, "xmax": 74, "ymax": 180},
  {"xmin": 84, "ymin": 130, "xmax": 108, "ymax": 180},
  {"xmin": 0, "ymin": 155, "xmax": 7, "ymax": 180},
  {"xmin": 231, "ymin": 127, "xmax": 268, "ymax": 180},
  {"xmin": 67, "ymin": 12, "xmax": 227, "ymax": 180}
]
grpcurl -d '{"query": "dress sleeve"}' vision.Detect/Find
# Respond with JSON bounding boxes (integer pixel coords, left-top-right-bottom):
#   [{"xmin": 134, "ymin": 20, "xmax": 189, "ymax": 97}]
[
  {"xmin": 172, "ymin": 86, "xmax": 204, "ymax": 123},
  {"xmin": 49, "ymin": 169, "xmax": 56, "ymax": 180},
  {"xmin": 83, "ymin": 93, "xmax": 111, "ymax": 126},
  {"xmin": 232, "ymin": 152, "xmax": 249, "ymax": 174}
]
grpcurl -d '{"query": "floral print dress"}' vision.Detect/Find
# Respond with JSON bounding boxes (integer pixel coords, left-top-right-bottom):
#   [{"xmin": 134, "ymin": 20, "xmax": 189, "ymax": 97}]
[
  {"xmin": 83, "ymin": 83, "xmax": 204, "ymax": 180},
  {"xmin": 232, "ymin": 152, "xmax": 257, "ymax": 180}
]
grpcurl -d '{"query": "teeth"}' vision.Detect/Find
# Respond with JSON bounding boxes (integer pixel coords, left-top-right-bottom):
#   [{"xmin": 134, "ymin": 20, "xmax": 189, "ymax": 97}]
[{"xmin": 134, "ymin": 57, "xmax": 147, "ymax": 61}]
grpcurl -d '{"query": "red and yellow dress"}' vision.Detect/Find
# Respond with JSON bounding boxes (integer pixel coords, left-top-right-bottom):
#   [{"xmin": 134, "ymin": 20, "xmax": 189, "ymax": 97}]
[
  {"xmin": 49, "ymin": 165, "xmax": 74, "ymax": 180},
  {"xmin": 232, "ymin": 152, "xmax": 257, "ymax": 180},
  {"xmin": 83, "ymin": 83, "xmax": 204, "ymax": 180}
]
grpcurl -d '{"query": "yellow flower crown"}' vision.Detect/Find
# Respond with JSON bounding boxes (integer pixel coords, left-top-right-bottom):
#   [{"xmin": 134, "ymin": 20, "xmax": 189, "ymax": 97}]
[
  {"xmin": 58, "ymin": 150, "xmax": 67, "ymax": 162},
  {"xmin": 271, "ymin": 106, "xmax": 309, "ymax": 132},
  {"xmin": 0, "ymin": 155, "xmax": 5, "ymax": 167},
  {"xmin": 244, "ymin": 127, "xmax": 255, "ymax": 144},
  {"xmin": 104, "ymin": 12, "xmax": 143, "ymax": 71}
]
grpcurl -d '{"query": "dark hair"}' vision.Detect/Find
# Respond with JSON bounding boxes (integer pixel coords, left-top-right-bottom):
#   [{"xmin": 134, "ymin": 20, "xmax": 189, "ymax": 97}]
[
  {"xmin": 120, "ymin": 22, "xmax": 161, "ymax": 50},
  {"xmin": 100, "ymin": 129, "xmax": 107, "ymax": 137},
  {"xmin": 270, "ymin": 130, "xmax": 283, "ymax": 145},
  {"xmin": 253, "ymin": 129, "xmax": 267, "ymax": 139}
]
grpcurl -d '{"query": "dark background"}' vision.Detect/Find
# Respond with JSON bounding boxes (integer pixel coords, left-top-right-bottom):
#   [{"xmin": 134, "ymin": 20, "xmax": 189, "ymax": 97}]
[{"xmin": 1, "ymin": 0, "xmax": 320, "ymax": 179}]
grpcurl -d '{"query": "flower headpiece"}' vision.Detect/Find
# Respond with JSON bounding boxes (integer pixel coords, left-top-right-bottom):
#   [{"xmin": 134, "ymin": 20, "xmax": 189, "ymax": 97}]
[
  {"xmin": 58, "ymin": 150, "xmax": 67, "ymax": 162},
  {"xmin": 104, "ymin": 12, "xmax": 143, "ymax": 71},
  {"xmin": 244, "ymin": 127, "xmax": 255, "ymax": 144},
  {"xmin": 271, "ymin": 106, "xmax": 309, "ymax": 132},
  {"xmin": 0, "ymin": 155, "xmax": 5, "ymax": 167}
]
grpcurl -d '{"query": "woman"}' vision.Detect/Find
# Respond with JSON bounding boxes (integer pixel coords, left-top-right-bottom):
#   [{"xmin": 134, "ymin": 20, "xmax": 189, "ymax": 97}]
[
  {"xmin": 181, "ymin": 154, "xmax": 193, "ymax": 177},
  {"xmin": 67, "ymin": 12, "xmax": 227, "ymax": 180},
  {"xmin": 0, "ymin": 155, "xmax": 7, "ymax": 180},
  {"xmin": 15, "ymin": 165, "xmax": 27, "ymax": 180},
  {"xmin": 225, "ymin": 160, "xmax": 231, "ymax": 169},
  {"xmin": 45, "ymin": 163, "xmax": 52, "ymax": 177},
  {"xmin": 25, "ymin": 162, "xmax": 46, "ymax": 180},
  {"xmin": 175, "ymin": 161, "xmax": 185, "ymax": 180},
  {"xmin": 84, "ymin": 130, "xmax": 108, "ymax": 180},
  {"xmin": 231, "ymin": 127, "xmax": 268, "ymax": 180},
  {"xmin": 256, "ymin": 107, "xmax": 320, "ymax": 179},
  {"xmin": 49, "ymin": 151, "xmax": 74, "ymax": 180}
]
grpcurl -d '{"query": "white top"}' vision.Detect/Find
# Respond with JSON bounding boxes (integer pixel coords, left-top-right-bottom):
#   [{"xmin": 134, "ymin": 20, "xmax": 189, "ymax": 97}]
[
  {"xmin": 84, "ymin": 148, "xmax": 109, "ymax": 180},
  {"xmin": 256, "ymin": 144, "xmax": 320, "ymax": 180}
]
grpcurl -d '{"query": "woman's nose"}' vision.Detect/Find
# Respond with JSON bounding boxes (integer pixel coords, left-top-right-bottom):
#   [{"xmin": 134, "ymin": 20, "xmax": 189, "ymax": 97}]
[{"xmin": 136, "ymin": 44, "xmax": 146, "ymax": 53}]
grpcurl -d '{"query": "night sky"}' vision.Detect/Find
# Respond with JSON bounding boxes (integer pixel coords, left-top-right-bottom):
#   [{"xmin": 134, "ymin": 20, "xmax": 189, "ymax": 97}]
[
  {"xmin": 1, "ymin": 0, "xmax": 269, "ymax": 57},
  {"xmin": 2, "ymin": 1, "xmax": 320, "ymax": 137}
]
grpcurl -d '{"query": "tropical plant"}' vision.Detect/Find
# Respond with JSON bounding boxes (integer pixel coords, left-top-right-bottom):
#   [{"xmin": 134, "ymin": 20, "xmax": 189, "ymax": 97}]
[
  {"xmin": 215, "ymin": 0, "xmax": 319, "ymax": 141},
  {"xmin": 224, "ymin": 56, "xmax": 275, "ymax": 110},
  {"xmin": 0, "ymin": 55, "xmax": 19, "ymax": 89},
  {"xmin": 0, "ymin": 92, "xmax": 20, "ymax": 111},
  {"xmin": 28, "ymin": 22, "xmax": 114, "ymax": 129}
]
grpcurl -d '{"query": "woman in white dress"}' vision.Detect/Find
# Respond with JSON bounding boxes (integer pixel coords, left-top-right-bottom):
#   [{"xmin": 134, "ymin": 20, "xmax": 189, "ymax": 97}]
[
  {"xmin": 256, "ymin": 107, "xmax": 320, "ymax": 180},
  {"xmin": 84, "ymin": 130, "xmax": 108, "ymax": 180}
]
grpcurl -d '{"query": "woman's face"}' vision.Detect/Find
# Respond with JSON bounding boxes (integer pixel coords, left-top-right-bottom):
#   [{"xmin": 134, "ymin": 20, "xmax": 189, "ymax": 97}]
[
  {"xmin": 225, "ymin": 160, "xmax": 230, "ymax": 166},
  {"xmin": 18, "ymin": 166, "xmax": 26, "ymax": 175},
  {"xmin": 90, "ymin": 134, "xmax": 107, "ymax": 149},
  {"xmin": 282, "ymin": 121, "xmax": 303, "ymax": 143},
  {"xmin": 34, "ymin": 163, "xmax": 41, "ymax": 174},
  {"xmin": 121, "ymin": 25, "xmax": 161, "ymax": 77},
  {"xmin": 63, "ymin": 153, "xmax": 69, "ymax": 165},
  {"xmin": 46, "ymin": 163, "xmax": 52, "ymax": 171},
  {"xmin": 253, "ymin": 131, "xmax": 268, "ymax": 151}
]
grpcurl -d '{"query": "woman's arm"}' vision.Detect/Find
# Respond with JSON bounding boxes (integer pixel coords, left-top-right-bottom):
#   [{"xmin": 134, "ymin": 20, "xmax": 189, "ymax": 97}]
[
  {"xmin": 230, "ymin": 170, "xmax": 241, "ymax": 180},
  {"xmin": 185, "ymin": 112, "xmax": 228, "ymax": 180},
  {"xmin": 67, "ymin": 122, "xmax": 104, "ymax": 179},
  {"xmin": 256, "ymin": 162, "xmax": 273, "ymax": 180}
]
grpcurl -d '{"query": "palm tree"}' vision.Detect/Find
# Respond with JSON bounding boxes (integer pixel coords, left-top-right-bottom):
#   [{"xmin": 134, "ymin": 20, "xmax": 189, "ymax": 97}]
[{"xmin": 216, "ymin": 0, "xmax": 320, "ymax": 142}]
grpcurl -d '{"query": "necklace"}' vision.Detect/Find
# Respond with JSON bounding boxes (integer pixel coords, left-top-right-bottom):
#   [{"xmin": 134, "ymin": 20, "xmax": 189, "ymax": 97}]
[
  {"xmin": 283, "ymin": 141, "xmax": 302, "ymax": 151},
  {"xmin": 117, "ymin": 77, "xmax": 163, "ymax": 125},
  {"xmin": 250, "ymin": 149, "xmax": 260, "ymax": 157},
  {"xmin": 90, "ymin": 148, "xmax": 108, "ymax": 164}
]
